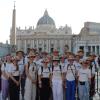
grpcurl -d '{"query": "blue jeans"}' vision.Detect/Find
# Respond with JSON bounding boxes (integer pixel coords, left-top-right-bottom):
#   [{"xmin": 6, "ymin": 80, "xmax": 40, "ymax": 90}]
[
  {"xmin": 66, "ymin": 80, "xmax": 76, "ymax": 100},
  {"xmin": 78, "ymin": 81, "xmax": 89, "ymax": 100}
]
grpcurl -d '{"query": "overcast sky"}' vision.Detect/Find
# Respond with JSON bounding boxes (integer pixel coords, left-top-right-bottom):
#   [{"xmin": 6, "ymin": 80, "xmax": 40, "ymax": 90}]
[{"xmin": 0, "ymin": 0, "xmax": 100, "ymax": 43}]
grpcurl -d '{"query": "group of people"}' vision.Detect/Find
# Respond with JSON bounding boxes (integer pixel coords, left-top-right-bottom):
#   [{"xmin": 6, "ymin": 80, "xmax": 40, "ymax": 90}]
[{"xmin": 0, "ymin": 48, "xmax": 100, "ymax": 100}]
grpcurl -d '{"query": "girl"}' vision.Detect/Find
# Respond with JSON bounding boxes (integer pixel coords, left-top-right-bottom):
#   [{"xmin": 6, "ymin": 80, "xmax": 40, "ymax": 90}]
[
  {"xmin": 51, "ymin": 56, "xmax": 63, "ymax": 100},
  {"xmin": 78, "ymin": 60, "xmax": 91, "ymax": 100},
  {"xmin": 38, "ymin": 58, "xmax": 51, "ymax": 100},
  {"xmin": 8, "ymin": 57, "xmax": 21, "ymax": 100},
  {"xmin": 24, "ymin": 52, "xmax": 37, "ymax": 100},
  {"xmin": 1, "ymin": 55, "xmax": 12, "ymax": 100}
]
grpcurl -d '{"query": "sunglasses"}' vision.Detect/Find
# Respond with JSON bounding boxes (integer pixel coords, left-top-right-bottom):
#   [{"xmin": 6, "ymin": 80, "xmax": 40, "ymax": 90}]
[{"xmin": 29, "ymin": 56, "xmax": 35, "ymax": 58}]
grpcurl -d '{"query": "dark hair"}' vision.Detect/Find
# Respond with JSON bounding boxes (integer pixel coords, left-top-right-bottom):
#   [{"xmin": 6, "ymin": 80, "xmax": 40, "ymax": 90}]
[
  {"xmin": 12, "ymin": 59, "xmax": 19, "ymax": 71},
  {"xmin": 16, "ymin": 63, "xmax": 19, "ymax": 71}
]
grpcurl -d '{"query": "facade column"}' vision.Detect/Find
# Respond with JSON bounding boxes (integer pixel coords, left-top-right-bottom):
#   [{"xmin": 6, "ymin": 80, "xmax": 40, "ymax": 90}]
[
  {"xmin": 32, "ymin": 40, "xmax": 34, "ymax": 48},
  {"xmin": 36, "ymin": 39, "xmax": 38, "ymax": 51},
  {"xmin": 24, "ymin": 40, "xmax": 27, "ymax": 53},
  {"xmin": 49, "ymin": 40, "xmax": 51, "ymax": 53},
  {"xmin": 54, "ymin": 40, "xmax": 57, "ymax": 50},
  {"xmin": 48, "ymin": 40, "xmax": 50, "ymax": 53},
  {"xmin": 46, "ymin": 40, "xmax": 48, "ymax": 52},
  {"xmin": 91, "ymin": 46, "xmax": 93, "ymax": 53},
  {"xmin": 30, "ymin": 40, "xmax": 32, "ymax": 48},
  {"xmin": 42, "ymin": 40, "xmax": 44, "ymax": 51},
  {"xmin": 17, "ymin": 40, "xmax": 20, "ymax": 50},
  {"xmin": 95, "ymin": 46, "xmax": 97, "ymax": 55}
]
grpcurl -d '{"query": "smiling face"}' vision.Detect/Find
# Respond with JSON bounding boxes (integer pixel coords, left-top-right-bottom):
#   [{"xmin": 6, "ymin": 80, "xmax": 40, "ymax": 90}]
[
  {"xmin": 6, "ymin": 56, "xmax": 12, "ymax": 63},
  {"xmin": 78, "ymin": 51, "xmax": 84, "ymax": 58},
  {"xmin": 17, "ymin": 52, "xmax": 23, "ymax": 59},
  {"xmin": 68, "ymin": 55, "xmax": 75, "ymax": 64},
  {"xmin": 82, "ymin": 61, "xmax": 88, "ymax": 68}
]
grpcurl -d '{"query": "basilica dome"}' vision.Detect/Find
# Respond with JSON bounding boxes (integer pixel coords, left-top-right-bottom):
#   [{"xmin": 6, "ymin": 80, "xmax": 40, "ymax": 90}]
[{"xmin": 37, "ymin": 10, "xmax": 55, "ymax": 26}]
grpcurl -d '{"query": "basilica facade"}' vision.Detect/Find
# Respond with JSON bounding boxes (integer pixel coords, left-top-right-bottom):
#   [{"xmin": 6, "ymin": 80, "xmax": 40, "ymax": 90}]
[
  {"xmin": 10, "ymin": 7, "xmax": 72, "ymax": 54},
  {"xmin": 10, "ymin": 6, "xmax": 100, "ymax": 56}
]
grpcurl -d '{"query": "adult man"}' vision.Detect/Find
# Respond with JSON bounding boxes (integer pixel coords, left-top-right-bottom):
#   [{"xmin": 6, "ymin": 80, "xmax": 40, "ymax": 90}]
[{"xmin": 16, "ymin": 50, "xmax": 26, "ymax": 100}]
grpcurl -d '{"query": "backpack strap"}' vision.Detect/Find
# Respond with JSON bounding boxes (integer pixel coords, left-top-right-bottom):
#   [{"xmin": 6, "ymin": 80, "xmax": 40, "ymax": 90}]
[
  {"xmin": 23, "ymin": 58, "xmax": 25, "ymax": 65},
  {"xmin": 48, "ymin": 67, "xmax": 50, "ymax": 72},
  {"xmin": 28, "ymin": 62, "xmax": 30, "ymax": 69},
  {"xmin": 4, "ymin": 63, "xmax": 6, "ymax": 67},
  {"xmin": 41, "ymin": 66, "xmax": 43, "ymax": 75},
  {"xmin": 67, "ymin": 64, "xmax": 76, "ymax": 79},
  {"xmin": 52, "ymin": 65, "xmax": 54, "ymax": 72}
]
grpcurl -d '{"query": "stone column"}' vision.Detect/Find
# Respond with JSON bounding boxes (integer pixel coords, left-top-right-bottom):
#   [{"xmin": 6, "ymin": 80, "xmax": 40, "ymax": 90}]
[
  {"xmin": 91, "ymin": 46, "xmax": 93, "ymax": 53},
  {"xmin": 36, "ymin": 39, "xmax": 38, "ymax": 51},
  {"xmin": 24, "ymin": 40, "xmax": 27, "ymax": 53},
  {"xmin": 30, "ymin": 40, "xmax": 33, "ymax": 48},
  {"xmin": 42, "ymin": 40, "xmax": 44, "ymax": 51},
  {"xmin": 54, "ymin": 40, "xmax": 57, "ymax": 50},
  {"xmin": 95, "ymin": 46, "xmax": 97, "ymax": 55},
  {"xmin": 46, "ymin": 40, "xmax": 49, "ymax": 52},
  {"xmin": 17, "ymin": 40, "xmax": 20, "ymax": 50}
]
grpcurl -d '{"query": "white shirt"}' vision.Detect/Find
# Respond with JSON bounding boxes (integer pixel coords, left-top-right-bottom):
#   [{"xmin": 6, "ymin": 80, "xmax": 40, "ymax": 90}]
[
  {"xmin": 78, "ymin": 68, "xmax": 91, "ymax": 82},
  {"xmin": 8, "ymin": 64, "xmax": 20, "ymax": 76},
  {"xmin": 63, "ymin": 63, "xmax": 77, "ymax": 81},
  {"xmin": 18, "ymin": 58, "xmax": 25, "ymax": 75},
  {"xmin": 28, "ymin": 62, "xmax": 37, "ymax": 80},
  {"xmin": 35, "ymin": 59, "xmax": 43, "ymax": 69},
  {"xmin": 74, "ymin": 61, "xmax": 82, "ymax": 70},
  {"xmin": 38, "ymin": 66, "xmax": 51, "ymax": 78},
  {"xmin": 52, "ymin": 65, "xmax": 62, "ymax": 80},
  {"xmin": 60, "ymin": 62, "xmax": 65, "ymax": 68},
  {"xmin": 1, "ymin": 63, "xmax": 12, "ymax": 80}
]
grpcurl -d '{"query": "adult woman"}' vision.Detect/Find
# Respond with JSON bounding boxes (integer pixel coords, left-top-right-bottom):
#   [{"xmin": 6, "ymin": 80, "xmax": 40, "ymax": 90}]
[
  {"xmin": 63, "ymin": 54, "xmax": 77, "ymax": 100},
  {"xmin": 8, "ymin": 57, "xmax": 21, "ymax": 100},
  {"xmin": 51, "ymin": 56, "xmax": 63, "ymax": 100},
  {"xmin": 38, "ymin": 58, "xmax": 51, "ymax": 100},
  {"xmin": 78, "ymin": 60, "xmax": 91, "ymax": 100},
  {"xmin": 24, "ymin": 52, "xmax": 37, "ymax": 100},
  {"xmin": 1, "ymin": 55, "xmax": 12, "ymax": 100}
]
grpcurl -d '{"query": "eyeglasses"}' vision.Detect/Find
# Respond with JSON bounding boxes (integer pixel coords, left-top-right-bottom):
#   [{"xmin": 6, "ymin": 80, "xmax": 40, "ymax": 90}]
[{"xmin": 29, "ymin": 56, "xmax": 35, "ymax": 58}]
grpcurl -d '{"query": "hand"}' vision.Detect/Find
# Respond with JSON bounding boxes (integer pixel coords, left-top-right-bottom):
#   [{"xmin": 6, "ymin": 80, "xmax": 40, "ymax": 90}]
[
  {"xmin": 16, "ymin": 81, "xmax": 20, "ymax": 86},
  {"xmin": 50, "ymin": 82, "xmax": 52, "ymax": 87},
  {"xmin": 32, "ymin": 80, "xmax": 36, "ymax": 84},
  {"xmin": 39, "ymin": 83, "xmax": 42, "ymax": 88}
]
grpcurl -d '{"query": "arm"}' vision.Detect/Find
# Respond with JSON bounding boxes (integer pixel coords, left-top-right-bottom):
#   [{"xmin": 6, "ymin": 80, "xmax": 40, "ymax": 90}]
[
  {"xmin": 1, "ymin": 64, "xmax": 9, "ymax": 79},
  {"xmin": 2, "ymin": 71, "xmax": 9, "ymax": 79},
  {"xmin": 9, "ymin": 73, "xmax": 19, "ymax": 85},
  {"xmin": 25, "ymin": 64, "xmax": 33, "ymax": 82},
  {"xmin": 38, "ymin": 67, "xmax": 42, "ymax": 87}
]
